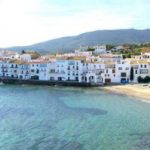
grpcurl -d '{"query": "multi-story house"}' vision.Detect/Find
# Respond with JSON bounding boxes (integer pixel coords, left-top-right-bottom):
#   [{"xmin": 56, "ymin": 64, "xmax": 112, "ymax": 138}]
[
  {"xmin": 131, "ymin": 60, "xmax": 150, "ymax": 82},
  {"xmin": 83, "ymin": 61, "xmax": 104, "ymax": 83},
  {"xmin": 115, "ymin": 60, "xmax": 130, "ymax": 83},
  {"xmin": 0, "ymin": 52, "xmax": 150, "ymax": 85},
  {"xmin": 29, "ymin": 60, "xmax": 50, "ymax": 80},
  {"xmin": 0, "ymin": 60, "xmax": 9, "ymax": 77},
  {"xmin": 103, "ymin": 62, "xmax": 116, "ymax": 84}
]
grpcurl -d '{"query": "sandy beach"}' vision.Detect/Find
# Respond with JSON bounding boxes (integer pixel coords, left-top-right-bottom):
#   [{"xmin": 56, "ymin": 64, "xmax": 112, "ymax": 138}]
[{"xmin": 102, "ymin": 84, "xmax": 150, "ymax": 102}]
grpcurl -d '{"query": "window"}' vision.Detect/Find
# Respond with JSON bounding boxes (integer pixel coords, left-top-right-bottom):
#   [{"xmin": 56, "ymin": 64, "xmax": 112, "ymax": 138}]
[
  {"xmin": 118, "ymin": 67, "xmax": 122, "ymax": 70},
  {"xmin": 112, "ymin": 69, "xmax": 115, "ymax": 73},
  {"xmin": 140, "ymin": 69, "xmax": 148, "ymax": 74},
  {"xmin": 135, "ymin": 70, "xmax": 138, "ymax": 74},
  {"xmin": 76, "ymin": 77, "xmax": 79, "ymax": 81},
  {"xmin": 121, "ymin": 72, "xmax": 126, "ymax": 77},
  {"xmin": 50, "ymin": 77, "xmax": 54, "ymax": 80}
]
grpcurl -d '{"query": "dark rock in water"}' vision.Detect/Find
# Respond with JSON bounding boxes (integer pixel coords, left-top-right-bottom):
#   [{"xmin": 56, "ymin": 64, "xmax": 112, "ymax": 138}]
[
  {"xmin": 57, "ymin": 99, "xmax": 107, "ymax": 117},
  {"xmin": 69, "ymin": 107, "xmax": 107, "ymax": 116},
  {"xmin": 133, "ymin": 132, "xmax": 150, "ymax": 150}
]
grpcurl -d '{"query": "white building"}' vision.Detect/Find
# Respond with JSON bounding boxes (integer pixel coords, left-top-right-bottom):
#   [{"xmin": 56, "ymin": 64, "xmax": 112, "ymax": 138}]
[
  {"xmin": 93, "ymin": 45, "xmax": 107, "ymax": 54},
  {"xmin": 0, "ymin": 51, "xmax": 150, "ymax": 85},
  {"xmin": 130, "ymin": 60, "xmax": 150, "ymax": 83},
  {"xmin": 19, "ymin": 54, "xmax": 32, "ymax": 61}
]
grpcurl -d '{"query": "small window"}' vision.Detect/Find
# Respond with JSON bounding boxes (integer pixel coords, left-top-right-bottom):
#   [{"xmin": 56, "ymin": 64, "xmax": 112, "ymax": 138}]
[{"xmin": 135, "ymin": 70, "xmax": 138, "ymax": 74}]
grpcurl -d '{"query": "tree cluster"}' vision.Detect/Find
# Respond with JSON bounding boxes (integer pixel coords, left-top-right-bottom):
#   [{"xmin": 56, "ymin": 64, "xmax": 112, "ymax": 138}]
[{"xmin": 137, "ymin": 76, "xmax": 150, "ymax": 83}]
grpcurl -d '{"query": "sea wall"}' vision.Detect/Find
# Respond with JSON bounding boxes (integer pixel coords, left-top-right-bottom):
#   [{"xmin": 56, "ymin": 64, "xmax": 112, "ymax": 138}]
[{"xmin": 0, "ymin": 77, "xmax": 103, "ymax": 87}]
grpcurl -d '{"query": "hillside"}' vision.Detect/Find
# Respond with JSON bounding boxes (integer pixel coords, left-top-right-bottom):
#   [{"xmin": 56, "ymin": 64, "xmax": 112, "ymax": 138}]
[{"xmin": 5, "ymin": 29, "xmax": 150, "ymax": 54}]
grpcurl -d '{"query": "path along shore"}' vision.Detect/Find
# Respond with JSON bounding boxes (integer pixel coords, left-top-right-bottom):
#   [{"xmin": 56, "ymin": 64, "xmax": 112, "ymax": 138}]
[{"xmin": 101, "ymin": 84, "xmax": 150, "ymax": 102}]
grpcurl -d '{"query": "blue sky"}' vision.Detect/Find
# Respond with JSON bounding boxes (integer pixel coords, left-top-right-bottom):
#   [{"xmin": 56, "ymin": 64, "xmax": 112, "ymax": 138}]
[{"xmin": 0, "ymin": 0, "xmax": 149, "ymax": 47}]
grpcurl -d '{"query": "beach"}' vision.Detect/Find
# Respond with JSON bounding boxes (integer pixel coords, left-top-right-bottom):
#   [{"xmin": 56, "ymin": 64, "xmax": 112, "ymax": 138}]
[{"xmin": 102, "ymin": 84, "xmax": 150, "ymax": 102}]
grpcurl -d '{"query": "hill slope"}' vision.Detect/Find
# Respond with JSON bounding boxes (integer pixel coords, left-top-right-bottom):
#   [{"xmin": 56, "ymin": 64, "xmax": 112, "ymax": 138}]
[{"xmin": 5, "ymin": 29, "xmax": 150, "ymax": 53}]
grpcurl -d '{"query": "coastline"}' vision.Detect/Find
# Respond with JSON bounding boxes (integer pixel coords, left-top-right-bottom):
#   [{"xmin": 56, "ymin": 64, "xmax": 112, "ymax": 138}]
[{"xmin": 101, "ymin": 84, "xmax": 150, "ymax": 102}]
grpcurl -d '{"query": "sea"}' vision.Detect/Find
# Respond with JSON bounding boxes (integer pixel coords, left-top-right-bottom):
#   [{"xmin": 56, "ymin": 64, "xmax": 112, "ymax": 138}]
[{"xmin": 0, "ymin": 85, "xmax": 150, "ymax": 150}]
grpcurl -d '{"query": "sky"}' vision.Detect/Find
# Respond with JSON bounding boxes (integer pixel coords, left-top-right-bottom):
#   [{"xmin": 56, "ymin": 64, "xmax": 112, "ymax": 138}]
[{"xmin": 0, "ymin": 0, "xmax": 150, "ymax": 47}]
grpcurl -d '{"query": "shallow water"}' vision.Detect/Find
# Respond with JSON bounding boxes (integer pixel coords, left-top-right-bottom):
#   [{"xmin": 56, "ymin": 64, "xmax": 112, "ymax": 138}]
[{"xmin": 0, "ymin": 85, "xmax": 150, "ymax": 150}]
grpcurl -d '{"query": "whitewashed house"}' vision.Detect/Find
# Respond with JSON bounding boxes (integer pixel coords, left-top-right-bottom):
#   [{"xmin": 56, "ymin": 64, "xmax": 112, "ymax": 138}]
[
  {"xmin": 115, "ymin": 60, "xmax": 130, "ymax": 83},
  {"xmin": 0, "ymin": 60, "xmax": 9, "ymax": 77},
  {"xmin": 19, "ymin": 54, "xmax": 32, "ymax": 61},
  {"xmin": 131, "ymin": 60, "xmax": 150, "ymax": 83}
]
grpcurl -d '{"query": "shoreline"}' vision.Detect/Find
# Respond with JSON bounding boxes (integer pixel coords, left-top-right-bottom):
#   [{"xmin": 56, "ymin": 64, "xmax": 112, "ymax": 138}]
[{"xmin": 100, "ymin": 84, "xmax": 150, "ymax": 102}]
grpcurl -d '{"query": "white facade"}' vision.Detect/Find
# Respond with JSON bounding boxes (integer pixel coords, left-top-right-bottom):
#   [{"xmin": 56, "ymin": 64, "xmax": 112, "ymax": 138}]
[
  {"xmin": 0, "ymin": 52, "xmax": 150, "ymax": 85},
  {"xmin": 19, "ymin": 54, "xmax": 31, "ymax": 61},
  {"xmin": 131, "ymin": 60, "xmax": 150, "ymax": 83}
]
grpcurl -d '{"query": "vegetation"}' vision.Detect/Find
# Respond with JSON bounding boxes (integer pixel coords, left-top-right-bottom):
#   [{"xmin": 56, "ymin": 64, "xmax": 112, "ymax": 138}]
[
  {"xmin": 137, "ymin": 76, "xmax": 150, "ymax": 83},
  {"xmin": 21, "ymin": 50, "xmax": 26, "ymax": 54},
  {"xmin": 106, "ymin": 44, "xmax": 115, "ymax": 50},
  {"xmin": 20, "ymin": 50, "xmax": 41, "ymax": 59},
  {"xmin": 130, "ymin": 67, "xmax": 134, "ymax": 81},
  {"xmin": 87, "ymin": 47, "xmax": 95, "ymax": 52},
  {"xmin": 113, "ymin": 42, "xmax": 150, "ymax": 58}
]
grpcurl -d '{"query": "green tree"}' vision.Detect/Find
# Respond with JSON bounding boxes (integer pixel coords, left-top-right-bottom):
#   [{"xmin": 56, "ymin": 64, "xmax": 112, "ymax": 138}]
[
  {"xmin": 87, "ymin": 47, "xmax": 95, "ymax": 52},
  {"xmin": 143, "ymin": 76, "xmax": 150, "ymax": 83},
  {"xmin": 137, "ymin": 76, "xmax": 143, "ymax": 83},
  {"xmin": 130, "ymin": 67, "xmax": 134, "ymax": 81},
  {"xmin": 21, "ymin": 50, "xmax": 25, "ymax": 54},
  {"xmin": 106, "ymin": 44, "xmax": 115, "ymax": 50}
]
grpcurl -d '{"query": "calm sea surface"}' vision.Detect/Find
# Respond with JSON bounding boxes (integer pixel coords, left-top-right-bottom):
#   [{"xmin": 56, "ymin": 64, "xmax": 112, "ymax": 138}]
[{"xmin": 0, "ymin": 85, "xmax": 150, "ymax": 150}]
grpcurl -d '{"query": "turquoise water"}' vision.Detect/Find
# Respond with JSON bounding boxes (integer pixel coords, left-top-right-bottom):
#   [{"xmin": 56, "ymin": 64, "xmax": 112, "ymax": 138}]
[{"xmin": 0, "ymin": 85, "xmax": 150, "ymax": 150}]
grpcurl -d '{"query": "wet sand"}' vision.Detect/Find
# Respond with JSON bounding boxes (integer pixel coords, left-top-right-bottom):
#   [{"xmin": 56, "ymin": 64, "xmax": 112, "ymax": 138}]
[{"xmin": 101, "ymin": 84, "xmax": 150, "ymax": 102}]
